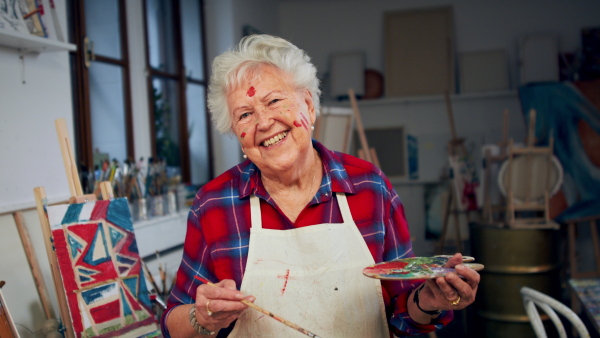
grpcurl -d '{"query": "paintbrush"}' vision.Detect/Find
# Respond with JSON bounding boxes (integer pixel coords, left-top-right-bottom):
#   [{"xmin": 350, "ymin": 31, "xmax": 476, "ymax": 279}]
[
  {"xmin": 194, "ymin": 276, "xmax": 321, "ymax": 338},
  {"xmin": 142, "ymin": 262, "xmax": 162, "ymax": 295}
]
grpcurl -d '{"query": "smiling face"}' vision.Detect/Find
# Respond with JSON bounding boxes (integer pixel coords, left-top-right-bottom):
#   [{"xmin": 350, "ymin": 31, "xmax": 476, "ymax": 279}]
[{"xmin": 228, "ymin": 64, "xmax": 316, "ymax": 176}]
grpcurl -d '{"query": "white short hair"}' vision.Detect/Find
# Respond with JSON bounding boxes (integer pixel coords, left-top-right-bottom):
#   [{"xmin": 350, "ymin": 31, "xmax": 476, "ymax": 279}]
[{"xmin": 207, "ymin": 34, "xmax": 321, "ymax": 134}]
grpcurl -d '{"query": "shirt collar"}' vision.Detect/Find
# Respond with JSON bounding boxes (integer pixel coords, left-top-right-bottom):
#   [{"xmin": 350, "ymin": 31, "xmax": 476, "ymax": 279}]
[{"xmin": 238, "ymin": 139, "xmax": 356, "ymax": 201}]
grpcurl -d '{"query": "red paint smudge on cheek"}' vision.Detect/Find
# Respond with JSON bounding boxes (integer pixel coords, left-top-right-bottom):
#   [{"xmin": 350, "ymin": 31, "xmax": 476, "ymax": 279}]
[
  {"xmin": 300, "ymin": 119, "xmax": 308, "ymax": 131},
  {"xmin": 293, "ymin": 120, "xmax": 302, "ymax": 128},
  {"xmin": 246, "ymin": 86, "xmax": 256, "ymax": 97},
  {"xmin": 300, "ymin": 113, "xmax": 309, "ymax": 125},
  {"xmin": 241, "ymin": 132, "xmax": 246, "ymax": 138}
]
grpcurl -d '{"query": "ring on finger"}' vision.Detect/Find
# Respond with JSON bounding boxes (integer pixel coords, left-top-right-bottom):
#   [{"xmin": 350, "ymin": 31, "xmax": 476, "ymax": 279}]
[
  {"xmin": 206, "ymin": 300, "xmax": 213, "ymax": 316},
  {"xmin": 448, "ymin": 295, "xmax": 461, "ymax": 306}
]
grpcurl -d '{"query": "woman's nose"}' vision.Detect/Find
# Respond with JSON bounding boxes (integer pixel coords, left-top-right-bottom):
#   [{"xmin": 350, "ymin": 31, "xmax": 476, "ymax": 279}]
[{"xmin": 256, "ymin": 108, "xmax": 275, "ymax": 130}]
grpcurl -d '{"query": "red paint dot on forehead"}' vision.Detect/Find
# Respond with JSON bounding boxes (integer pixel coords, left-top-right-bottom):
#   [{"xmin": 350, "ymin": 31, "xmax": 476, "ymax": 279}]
[{"xmin": 247, "ymin": 86, "xmax": 256, "ymax": 97}]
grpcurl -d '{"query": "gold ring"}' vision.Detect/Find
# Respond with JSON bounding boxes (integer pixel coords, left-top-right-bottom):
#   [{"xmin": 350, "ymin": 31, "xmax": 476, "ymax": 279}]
[
  {"xmin": 448, "ymin": 295, "xmax": 461, "ymax": 306},
  {"xmin": 206, "ymin": 300, "xmax": 213, "ymax": 316}
]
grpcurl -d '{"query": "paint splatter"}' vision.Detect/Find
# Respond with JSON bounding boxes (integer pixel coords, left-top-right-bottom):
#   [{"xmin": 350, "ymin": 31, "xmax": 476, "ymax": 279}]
[
  {"xmin": 247, "ymin": 86, "xmax": 256, "ymax": 97},
  {"xmin": 241, "ymin": 132, "xmax": 246, "ymax": 138},
  {"xmin": 278, "ymin": 269, "xmax": 291, "ymax": 295},
  {"xmin": 300, "ymin": 113, "xmax": 310, "ymax": 126},
  {"xmin": 293, "ymin": 121, "xmax": 302, "ymax": 128},
  {"xmin": 300, "ymin": 119, "xmax": 308, "ymax": 131}
]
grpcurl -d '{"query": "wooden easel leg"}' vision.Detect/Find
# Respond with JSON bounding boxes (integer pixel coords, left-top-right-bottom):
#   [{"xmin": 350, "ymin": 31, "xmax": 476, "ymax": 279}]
[
  {"xmin": 453, "ymin": 211, "xmax": 462, "ymax": 253},
  {"xmin": 590, "ymin": 219, "xmax": 600, "ymax": 276},
  {"xmin": 568, "ymin": 222, "xmax": 579, "ymax": 278},
  {"xmin": 13, "ymin": 211, "xmax": 55, "ymax": 321},
  {"xmin": 436, "ymin": 191, "xmax": 453, "ymax": 255}
]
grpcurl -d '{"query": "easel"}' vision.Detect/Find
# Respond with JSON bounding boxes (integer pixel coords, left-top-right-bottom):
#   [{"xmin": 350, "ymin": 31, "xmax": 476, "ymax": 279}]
[
  {"xmin": 33, "ymin": 118, "xmax": 113, "ymax": 338},
  {"xmin": 482, "ymin": 109, "xmax": 510, "ymax": 224},
  {"xmin": 504, "ymin": 109, "xmax": 556, "ymax": 228},
  {"xmin": 435, "ymin": 92, "xmax": 479, "ymax": 254},
  {"xmin": 348, "ymin": 88, "xmax": 381, "ymax": 168}
]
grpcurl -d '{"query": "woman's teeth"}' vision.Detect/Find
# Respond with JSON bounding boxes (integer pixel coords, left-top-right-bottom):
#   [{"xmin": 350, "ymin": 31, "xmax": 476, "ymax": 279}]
[{"xmin": 262, "ymin": 131, "xmax": 288, "ymax": 147}]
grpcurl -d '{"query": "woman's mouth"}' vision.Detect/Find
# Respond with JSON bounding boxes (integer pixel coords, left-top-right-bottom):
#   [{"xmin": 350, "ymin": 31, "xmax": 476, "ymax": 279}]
[{"xmin": 262, "ymin": 131, "xmax": 288, "ymax": 147}]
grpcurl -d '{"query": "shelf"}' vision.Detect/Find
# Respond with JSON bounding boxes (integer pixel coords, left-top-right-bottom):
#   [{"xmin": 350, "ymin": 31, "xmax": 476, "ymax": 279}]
[
  {"xmin": 323, "ymin": 90, "xmax": 518, "ymax": 107},
  {"xmin": 0, "ymin": 28, "xmax": 76, "ymax": 53}
]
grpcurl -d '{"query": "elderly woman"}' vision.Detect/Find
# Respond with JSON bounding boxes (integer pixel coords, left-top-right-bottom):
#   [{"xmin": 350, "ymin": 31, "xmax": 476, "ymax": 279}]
[{"xmin": 162, "ymin": 34, "xmax": 479, "ymax": 337}]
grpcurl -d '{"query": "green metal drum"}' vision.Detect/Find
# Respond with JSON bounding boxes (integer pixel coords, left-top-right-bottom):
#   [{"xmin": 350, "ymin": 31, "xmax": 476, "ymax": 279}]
[{"xmin": 470, "ymin": 223, "xmax": 561, "ymax": 338}]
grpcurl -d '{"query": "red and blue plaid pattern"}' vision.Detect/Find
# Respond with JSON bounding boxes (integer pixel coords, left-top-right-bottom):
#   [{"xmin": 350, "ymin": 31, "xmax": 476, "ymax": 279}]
[{"xmin": 162, "ymin": 140, "xmax": 452, "ymax": 336}]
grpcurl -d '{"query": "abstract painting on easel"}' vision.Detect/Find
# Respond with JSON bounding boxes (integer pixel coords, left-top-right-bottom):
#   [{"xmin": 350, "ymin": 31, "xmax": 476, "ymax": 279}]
[{"xmin": 46, "ymin": 198, "xmax": 159, "ymax": 338}]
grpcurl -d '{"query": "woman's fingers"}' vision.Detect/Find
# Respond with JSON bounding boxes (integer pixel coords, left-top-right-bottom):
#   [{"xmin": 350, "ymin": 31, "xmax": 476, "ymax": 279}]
[{"xmin": 194, "ymin": 279, "xmax": 255, "ymax": 330}]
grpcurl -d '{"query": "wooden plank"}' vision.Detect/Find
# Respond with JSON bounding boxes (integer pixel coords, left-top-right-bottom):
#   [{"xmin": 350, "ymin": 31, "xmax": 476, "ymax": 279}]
[
  {"xmin": 55, "ymin": 118, "xmax": 81, "ymax": 197},
  {"xmin": 13, "ymin": 211, "xmax": 55, "ymax": 320}
]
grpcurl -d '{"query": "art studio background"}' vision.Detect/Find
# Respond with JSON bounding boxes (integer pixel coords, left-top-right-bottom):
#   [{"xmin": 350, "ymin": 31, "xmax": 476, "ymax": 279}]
[{"xmin": 1, "ymin": 0, "xmax": 599, "ymax": 337}]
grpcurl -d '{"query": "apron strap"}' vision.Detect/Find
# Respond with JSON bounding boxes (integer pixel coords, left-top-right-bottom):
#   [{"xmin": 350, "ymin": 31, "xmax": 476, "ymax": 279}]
[
  {"xmin": 249, "ymin": 195, "xmax": 263, "ymax": 229},
  {"xmin": 335, "ymin": 193, "xmax": 353, "ymax": 224}
]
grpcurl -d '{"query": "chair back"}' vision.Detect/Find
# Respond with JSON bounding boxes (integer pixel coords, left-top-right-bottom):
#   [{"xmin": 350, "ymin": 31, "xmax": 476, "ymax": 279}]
[{"xmin": 521, "ymin": 286, "xmax": 590, "ymax": 338}]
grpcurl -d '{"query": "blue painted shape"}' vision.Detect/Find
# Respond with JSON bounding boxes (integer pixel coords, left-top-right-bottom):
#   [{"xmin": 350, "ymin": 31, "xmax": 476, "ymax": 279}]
[
  {"xmin": 81, "ymin": 283, "xmax": 116, "ymax": 305},
  {"xmin": 67, "ymin": 234, "xmax": 84, "ymax": 259},
  {"xmin": 120, "ymin": 288, "xmax": 133, "ymax": 316},
  {"xmin": 138, "ymin": 272, "xmax": 152, "ymax": 308},
  {"xmin": 62, "ymin": 203, "xmax": 83, "ymax": 225},
  {"xmin": 128, "ymin": 240, "xmax": 139, "ymax": 255},
  {"xmin": 78, "ymin": 268, "xmax": 96, "ymax": 276},
  {"xmin": 116, "ymin": 254, "xmax": 136, "ymax": 266},
  {"xmin": 109, "ymin": 227, "xmax": 124, "ymax": 248},
  {"xmin": 106, "ymin": 198, "xmax": 134, "ymax": 232},
  {"xmin": 83, "ymin": 224, "xmax": 111, "ymax": 266},
  {"xmin": 123, "ymin": 276, "xmax": 139, "ymax": 297},
  {"xmin": 79, "ymin": 275, "xmax": 91, "ymax": 283}
]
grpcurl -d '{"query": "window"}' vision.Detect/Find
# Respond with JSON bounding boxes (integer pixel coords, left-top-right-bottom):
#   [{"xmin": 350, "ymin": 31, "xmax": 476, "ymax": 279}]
[
  {"xmin": 144, "ymin": 0, "xmax": 212, "ymax": 184},
  {"xmin": 70, "ymin": 0, "xmax": 133, "ymax": 185}
]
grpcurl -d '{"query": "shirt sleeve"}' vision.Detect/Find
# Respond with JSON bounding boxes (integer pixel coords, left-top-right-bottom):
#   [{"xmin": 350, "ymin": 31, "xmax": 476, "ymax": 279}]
[
  {"xmin": 160, "ymin": 194, "xmax": 219, "ymax": 336},
  {"xmin": 380, "ymin": 176, "xmax": 453, "ymax": 335}
]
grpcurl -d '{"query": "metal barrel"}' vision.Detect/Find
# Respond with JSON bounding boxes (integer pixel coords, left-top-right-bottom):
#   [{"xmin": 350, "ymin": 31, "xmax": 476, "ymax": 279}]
[{"xmin": 470, "ymin": 223, "xmax": 561, "ymax": 338}]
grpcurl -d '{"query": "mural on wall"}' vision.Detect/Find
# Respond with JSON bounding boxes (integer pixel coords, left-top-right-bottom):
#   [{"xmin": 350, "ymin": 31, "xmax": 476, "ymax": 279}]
[
  {"xmin": 46, "ymin": 198, "xmax": 159, "ymax": 338},
  {"xmin": 519, "ymin": 79, "xmax": 600, "ymax": 222}
]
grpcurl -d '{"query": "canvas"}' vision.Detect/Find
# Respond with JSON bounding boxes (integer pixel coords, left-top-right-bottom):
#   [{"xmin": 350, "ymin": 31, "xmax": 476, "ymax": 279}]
[{"xmin": 46, "ymin": 198, "xmax": 159, "ymax": 337}]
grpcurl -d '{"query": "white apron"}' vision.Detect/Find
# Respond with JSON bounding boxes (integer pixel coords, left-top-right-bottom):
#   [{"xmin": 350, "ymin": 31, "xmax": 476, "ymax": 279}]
[{"xmin": 229, "ymin": 193, "xmax": 389, "ymax": 337}]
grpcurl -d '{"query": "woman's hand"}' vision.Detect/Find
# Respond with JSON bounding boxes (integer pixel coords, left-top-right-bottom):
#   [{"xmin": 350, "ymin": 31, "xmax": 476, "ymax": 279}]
[
  {"xmin": 419, "ymin": 253, "xmax": 480, "ymax": 312},
  {"xmin": 194, "ymin": 279, "xmax": 255, "ymax": 333}
]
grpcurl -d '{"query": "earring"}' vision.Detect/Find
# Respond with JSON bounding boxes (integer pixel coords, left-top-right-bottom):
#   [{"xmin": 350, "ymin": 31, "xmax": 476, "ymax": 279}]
[
  {"xmin": 311, "ymin": 125, "xmax": 315, "ymax": 131},
  {"xmin": 243, "ymin": 154, "xmax": 247, "ymax": 159}
]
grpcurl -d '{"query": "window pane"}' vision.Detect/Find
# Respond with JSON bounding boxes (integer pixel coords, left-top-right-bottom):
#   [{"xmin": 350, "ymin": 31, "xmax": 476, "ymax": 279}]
[
  {"xmin": 85, "ymin": 0, "xmax": 121, "ymax": 59},
  {"xmin": 152, "ymin": 77, "xmax": 181, "ymax": 169},
  {"xmin": 181, "ymin": 0, "xmax": 204, "ymax": 81},
  {"xmin": 187, "ymin": 84, "xmax": 209, "ymax": 184},
  {"xmin": 89, "ymin": 62, "xmax": 127, "ymax": 163},
  {"xmin": 146, "ymin": 0, "xmax": 177, "ymax": 73}
]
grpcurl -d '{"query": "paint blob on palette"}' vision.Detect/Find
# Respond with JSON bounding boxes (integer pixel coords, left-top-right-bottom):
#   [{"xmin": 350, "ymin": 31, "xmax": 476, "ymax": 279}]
[{"xmin": 363, "ymin": 256, "xmax": 484, "ymax": 280}]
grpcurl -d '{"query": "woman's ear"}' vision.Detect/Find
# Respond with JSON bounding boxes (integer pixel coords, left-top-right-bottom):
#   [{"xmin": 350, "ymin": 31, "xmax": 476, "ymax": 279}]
[{"xmin": 303, "ymin": 89, "xmax": 316, "ymax": 123}]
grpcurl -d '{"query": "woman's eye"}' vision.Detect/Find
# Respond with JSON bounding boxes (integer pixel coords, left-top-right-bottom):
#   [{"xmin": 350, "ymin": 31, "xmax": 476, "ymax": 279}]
[
  {"xmin": 269, "ymin": 98, "xmax": 281, "ymax": 105},
  {"xmin": 239, "ymin": 112, "xmax": 251, "ymax": 120}
]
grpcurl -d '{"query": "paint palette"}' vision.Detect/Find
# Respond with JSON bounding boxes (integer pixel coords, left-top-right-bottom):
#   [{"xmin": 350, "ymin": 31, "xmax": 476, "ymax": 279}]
[{"xmin": 363, "ymin": 256, "xmax": 484, "ymax": 280}]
